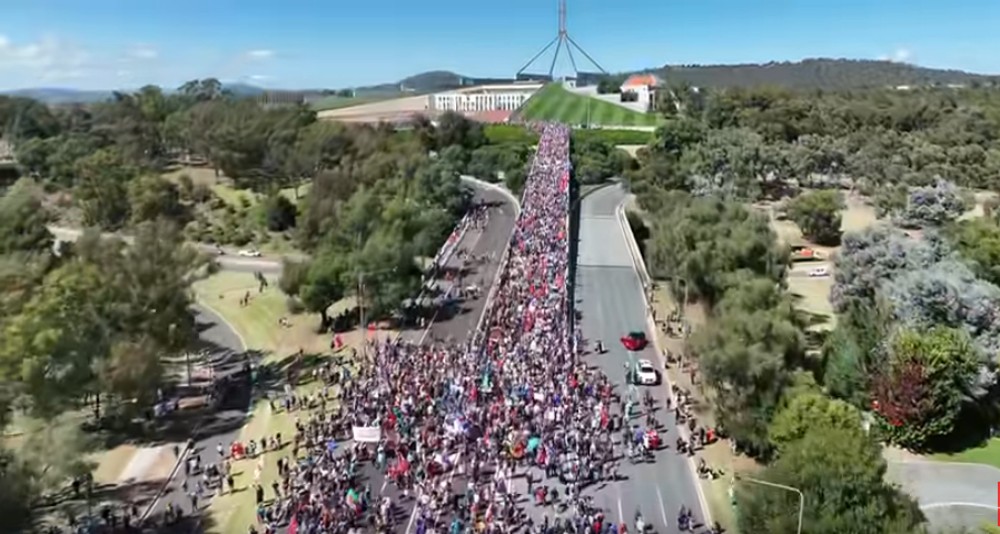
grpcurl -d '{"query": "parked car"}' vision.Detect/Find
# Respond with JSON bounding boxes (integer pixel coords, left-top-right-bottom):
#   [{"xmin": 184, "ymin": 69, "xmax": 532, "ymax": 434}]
[
  {"xmin": 808, "ymin": 266, "xmax": 829, "ymax": 277},
  {"xmin": 238, "ymin": 248, "xmax": 262, "ymax": 258}
]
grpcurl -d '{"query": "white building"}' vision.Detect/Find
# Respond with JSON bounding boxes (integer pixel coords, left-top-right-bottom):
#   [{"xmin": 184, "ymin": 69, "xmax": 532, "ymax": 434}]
[
  {"xmin": 620, "ymin": 74, "xmax": 662, "ymax": 110},
  {"xmin": 430, "ymin": 83, "xmax": 542, "ymax": 113}
]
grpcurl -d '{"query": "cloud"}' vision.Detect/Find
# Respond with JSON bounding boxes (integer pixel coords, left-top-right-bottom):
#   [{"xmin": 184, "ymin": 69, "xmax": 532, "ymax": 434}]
[
  {"xmin": 127, "ymin": 45, "xmax": 158, "ymax": 60},
  {"xmin": 249, "ymin": 74, "xmax": 273, "ymax": 81},
  {"xmin": 245, "ymin": 49, "xmax": 275, "ymax": 60},
  {"xmin": 0, "ymin": 33, "xmax": 91, "ymax": 84},
  {"xmin": 880, "ymin": 47, "xmax": 913, "ymax": 63}
]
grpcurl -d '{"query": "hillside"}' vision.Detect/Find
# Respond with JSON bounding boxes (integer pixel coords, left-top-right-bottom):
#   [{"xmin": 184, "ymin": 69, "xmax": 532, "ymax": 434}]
[{"xmin": 657, "ymin": 58, "xmax": 1000, "ymax": 90}]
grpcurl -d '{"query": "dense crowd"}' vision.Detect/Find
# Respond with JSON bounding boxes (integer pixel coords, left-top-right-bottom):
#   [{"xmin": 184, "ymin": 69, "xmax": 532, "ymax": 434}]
[{"xmin": 249, "ymin": 124, "xmax": 689, "ymax": 534}]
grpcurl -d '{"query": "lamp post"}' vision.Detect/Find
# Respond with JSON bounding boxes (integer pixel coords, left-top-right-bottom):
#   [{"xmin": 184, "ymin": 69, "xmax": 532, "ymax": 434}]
[{"xmin": 734, "ymin": 475, "xmax": 804, "ymax": 534}]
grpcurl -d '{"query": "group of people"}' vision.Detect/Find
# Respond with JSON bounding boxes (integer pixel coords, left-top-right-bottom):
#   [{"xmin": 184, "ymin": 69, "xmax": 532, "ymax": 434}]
[{"xmin": 248, "ymin": 124, "xmax": 704, "ymax": 534}]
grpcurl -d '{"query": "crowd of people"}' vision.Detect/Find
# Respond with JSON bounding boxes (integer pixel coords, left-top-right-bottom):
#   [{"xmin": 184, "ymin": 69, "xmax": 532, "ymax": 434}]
[{"xmin": 247, "ymin": 124, "xmax": 706, "ymax": 534}]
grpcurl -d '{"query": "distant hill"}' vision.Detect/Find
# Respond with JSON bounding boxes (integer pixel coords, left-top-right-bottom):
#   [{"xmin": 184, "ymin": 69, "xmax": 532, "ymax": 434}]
[
  {"xmin": 2, "ymin": 82, "xmax": 270, "ymax": 105},
  {"xmin": 1, "ymin": 88, "xmax": 113, "ymax": 104},
  {"xmin": 656, "ymin": 59, "xmax": 1000, "ymax": 90}
]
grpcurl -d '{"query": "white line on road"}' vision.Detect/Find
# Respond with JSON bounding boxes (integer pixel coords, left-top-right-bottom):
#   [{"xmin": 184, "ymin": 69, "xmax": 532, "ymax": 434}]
[
  {"xmin": 656, "ymin": 485, "xmax": 669, "ymax": 527},
  {"xmin": 617, "ymin": 486, "xmax": 625, "ymax": 524},
  {"xmin": 920, "ymin": 502, "xmax": 996, "ymax": 510}
]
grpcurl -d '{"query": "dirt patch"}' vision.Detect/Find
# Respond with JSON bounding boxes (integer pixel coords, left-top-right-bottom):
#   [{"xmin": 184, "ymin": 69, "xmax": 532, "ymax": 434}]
[
  {"xmin": 91, "ymin": 444, "xmax": 140, "ymax": 486},
  {"xmin": 316, "ymin": 95, "xmax": 431, "ymax": 123}
]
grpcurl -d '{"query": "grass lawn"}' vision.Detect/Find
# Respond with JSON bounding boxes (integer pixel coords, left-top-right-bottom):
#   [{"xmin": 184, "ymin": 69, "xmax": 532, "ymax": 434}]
[
  {"xmin": 519, "ymin": 84, "xmax": 662, "ymax": 127},
  {"xmin": 932, "ymin": 437, "xmax": 1000, "ymax": 470},
  {"xmin": 193, "ymin": 272, "xmax": 388, "ymax": 533}
]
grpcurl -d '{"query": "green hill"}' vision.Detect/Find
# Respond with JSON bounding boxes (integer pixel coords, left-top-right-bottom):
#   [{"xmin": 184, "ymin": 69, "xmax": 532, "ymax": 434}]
[{"xmin": 518, "ymin": 84, "xmax": 661, "ymax": 127}]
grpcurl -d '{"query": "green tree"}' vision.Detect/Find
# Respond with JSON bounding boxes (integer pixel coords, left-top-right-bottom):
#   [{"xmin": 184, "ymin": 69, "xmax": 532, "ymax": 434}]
[
  {"xmin": 785, "ymin": 189, "xmax": 845, "ymax": 245},
  {"xmin": 128, "ymin": 175, "xmax": 186, "ymax": 224},
  {"xmin": 74, "ymin": 148, "xmax": 136, "ymax": 229},
  {"xmin": 299, "ymin": 251, "xmax": 349, "ymax": 328},
  {"xmin": 262, "ymin": 193, "xmax": 297, "ymax": 231},
  {"xmin": 736, "ymin": 422, "xmax": 923, "ymax": 534},
  {"xmin": 944, "ymin": 217, "xmax": 1000, "ymax": 286},
  {"xmin": 0, "ymin": 178, "xmax": 52, "ymax": 255},
  {"xmin": 769, "ymin": 391, "xmax": 863, "ymax": 452},
  {"xmin": 0, "ymin": 261, "xmax": 111, "ymax": 415}
]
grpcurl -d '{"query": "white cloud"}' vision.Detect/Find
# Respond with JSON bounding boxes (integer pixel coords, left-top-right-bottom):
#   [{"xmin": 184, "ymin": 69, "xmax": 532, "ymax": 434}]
[
  {"xmin": 245, "ymin": 49, "xmax": 275, "ymax": 60},
  {"xmin": 127, "ymin": 45, "xmax": 158, "ymax": 60},
  {"xmin": 880, "ymin": 47, "xmax": 913, "ymax": 63},
  {"xmin": 249, "ymin": 74, "xmax": 273, "ymax": 81},
  {"xmin": 0, "ymin": 33, "xmax": 96, "ymax": 88}
]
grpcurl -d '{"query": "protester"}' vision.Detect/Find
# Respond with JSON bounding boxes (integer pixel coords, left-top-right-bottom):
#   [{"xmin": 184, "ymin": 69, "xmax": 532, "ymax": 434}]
[{"xmin": 240, "ymin": 124, "xmax": 690, "ymax": 534}]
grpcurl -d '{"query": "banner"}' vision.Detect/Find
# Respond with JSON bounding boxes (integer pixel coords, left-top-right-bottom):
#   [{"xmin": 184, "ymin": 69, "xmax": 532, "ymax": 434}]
[{"xmin": 352, "ymin": 426, "xmax": 381, "ymax": 443}]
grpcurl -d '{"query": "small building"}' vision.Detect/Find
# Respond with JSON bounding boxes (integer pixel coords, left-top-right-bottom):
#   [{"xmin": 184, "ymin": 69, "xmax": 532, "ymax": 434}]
[{"xmin": 620, "ymin": 74, "xmax": 662, "ymax": 110}]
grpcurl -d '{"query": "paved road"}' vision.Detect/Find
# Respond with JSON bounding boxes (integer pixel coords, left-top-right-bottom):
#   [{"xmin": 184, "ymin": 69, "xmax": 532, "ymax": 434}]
[
  {"xmin": 885, "ymin": 459, "xmax": 997, "ymax": 532},
  {"xmin": 143, "ymin": 304, "xmax": 254, "ymax": 531},
  {"xmin": 574, "ymin": 184, "xmax": 706, "ymax": 533},
  {"xmin": 48, "ymin": 226, "xmax": 285, "ymax": 274},
  {"xmin": 361, "ymin": 182, "xmax": 520, "ymax": 531}
]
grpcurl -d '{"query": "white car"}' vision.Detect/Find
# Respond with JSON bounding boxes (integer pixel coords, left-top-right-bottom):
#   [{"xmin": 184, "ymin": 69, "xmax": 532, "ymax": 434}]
[
  {"xmin": 635, "ymin": 359, "xmax": 660, "ymax": 386},
  {"xmin": 238, "ymin": 249, "xmax": 262, "ymax": 258},
  {"xmin": 808, "ymin": 267, "xmax": 829, "ymax": 277}
]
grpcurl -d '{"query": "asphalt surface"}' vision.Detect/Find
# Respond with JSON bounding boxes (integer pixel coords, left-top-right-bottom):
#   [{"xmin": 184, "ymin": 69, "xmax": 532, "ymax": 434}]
[
  {"xmin": 885, "ymin": 459, "xmax": 997, "ymax": 532},
  {"xmin": 48, "ymin": 226, "xmax": 285, "ymax": 274},
  {"xmin": 573, "ymin": 185, "xmax": 705, "ymax": 533},
  {"xmin": 361, "ymin": 182, "xmax": 519, "ymax": 531},
  {"xmin": 144, "ymin": 304, "xmax": 254, "ymax": 532}
]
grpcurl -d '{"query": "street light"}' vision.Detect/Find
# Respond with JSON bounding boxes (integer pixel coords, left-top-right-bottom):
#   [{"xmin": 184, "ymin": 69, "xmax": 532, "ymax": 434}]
[{"xmin": 733, "ymin": 475, "xmax": 804, "ymax": 534}]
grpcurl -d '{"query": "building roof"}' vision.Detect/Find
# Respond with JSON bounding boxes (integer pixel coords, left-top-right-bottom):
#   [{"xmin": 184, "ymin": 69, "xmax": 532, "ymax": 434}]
[
  {"xmin": 466, "ymin": 110, "xmax": 513, "ymax": 124},
  {"xmin": 622, "ymin": 74, "xmax": 661, "ymax": 88}
]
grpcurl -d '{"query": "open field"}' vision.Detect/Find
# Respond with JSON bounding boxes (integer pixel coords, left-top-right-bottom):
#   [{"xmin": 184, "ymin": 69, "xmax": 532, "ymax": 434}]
[
  {"xmin": 932, "ymin": 437, "xmax": 1000, "ymax": 470},
  {"xmin": 764, "ymin": 193, "xmax": 878, "ymax": 330},
  {"xmin": 519, "ymin": 84, "xmax": 662, "ymax": 127},
  {"xmin": 315, "ymin": 94, "xmax": 430, "ymax": 123}
]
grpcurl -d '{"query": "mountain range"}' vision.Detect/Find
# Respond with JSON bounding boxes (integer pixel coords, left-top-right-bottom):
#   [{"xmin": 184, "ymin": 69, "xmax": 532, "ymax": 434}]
[{"xmin": 5, "ymin": 59, "xmax": 999, "ymax": 105}]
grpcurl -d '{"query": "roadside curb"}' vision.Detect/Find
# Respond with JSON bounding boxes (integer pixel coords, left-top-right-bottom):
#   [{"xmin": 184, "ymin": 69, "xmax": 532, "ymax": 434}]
[{"xmin": 613, "ymin": 193, "xmax": 714, "ymax": 525}]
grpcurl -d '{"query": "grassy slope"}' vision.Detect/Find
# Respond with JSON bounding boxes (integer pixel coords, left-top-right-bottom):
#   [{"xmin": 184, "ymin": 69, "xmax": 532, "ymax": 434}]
[{"xmin": 519, "ymin": 84, "xmax": 662, "ymax": 127}]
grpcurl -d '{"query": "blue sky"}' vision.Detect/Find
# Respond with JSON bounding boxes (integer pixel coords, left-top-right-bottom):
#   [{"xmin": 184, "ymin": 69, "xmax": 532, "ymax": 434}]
[{"xmin": 0, "ymin": 0, "xmax": 997, "ymax": 90}]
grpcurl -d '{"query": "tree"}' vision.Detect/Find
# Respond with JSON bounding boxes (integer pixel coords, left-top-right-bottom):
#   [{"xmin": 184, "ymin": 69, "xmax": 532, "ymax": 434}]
[
  {"xmin": 262, "ymin": 193, "xmax": 297, "ymax": 231},
  {"xmin": 944, "ymin": 217, "xmax": 1000, "ymax": 286},
  {"xmin": 299, "ymin": 251, "xmax": 348, "ymax": 329},
  {"xmin": 693, "ymin": 298, "xmax": 803, "ymax": 454},
  {"xmin": 648, "ymin": 196, "xmax": 787, "ymax": 305},
  {"xmin": 736, "ymin": 422, "xmax": 923, "ymax": 534},
  {"xmin": 128, "ymin": 175, "xmax": 186, "ymax": 224},
  {"xmin": 0, "ymin": 178, "xmax": 52, "ymax": 255},
  {"xmin": 99, "ymin": 338, "xmax": 164, "ymax": 410},
  {"xmin": 785, "ymin": 190, "xmax": 845, "ymax": 245},
  {"xmin": 0, "ymin": 261, "xmax": 111, "ymax": 415},
  {"xmin": 769, "ymin": 391, "xmax": 863, "ymax": 452},
  {"xmin": 435, "ymin": 111, "xmax": 485, "ymax": 150},
  {"xmin": 871, "ymin": 327, "xmax": 981, "ymax": 449},
  {"xmin": 830, "ymin": 225, "xmax": 949, "ymax": 313},
  {"xmin": 74, "ymin": 148, "xmax": 136, "ymax": 229},
  {"xmin": 898, "ymin": 178, "xmax": 968, "ymax": 228},
  {"xmin": 0, "ymin": 447, "xmax": 38, "ymax": 531},
  {"xmin": 15, "ymin": 414, "xmax": 96, "ymax": 496}
]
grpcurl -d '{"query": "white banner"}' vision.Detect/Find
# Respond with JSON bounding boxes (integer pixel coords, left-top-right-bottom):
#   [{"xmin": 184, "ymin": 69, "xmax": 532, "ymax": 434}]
[{"xmin": 352, "ymin": 426, "xmax": 381, "ymax": 443}]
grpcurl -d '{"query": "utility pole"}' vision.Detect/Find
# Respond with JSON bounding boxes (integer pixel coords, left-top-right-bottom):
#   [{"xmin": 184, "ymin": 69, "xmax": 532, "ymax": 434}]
[
  {"xmin": 358, "ymin": 271, "xmax": 367, "ymax": 357},
  {"xmin": 734, "ymin": 475, "xmax": 804, "ymax": 534}
]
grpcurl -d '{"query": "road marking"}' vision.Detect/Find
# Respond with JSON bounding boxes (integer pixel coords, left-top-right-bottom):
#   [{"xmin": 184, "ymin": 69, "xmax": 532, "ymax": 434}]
[
  {"xmin": 656, "ymin": 485, "xmax": 669, "ymax": 527},
  {"xmin": 617, "ymin": 486, "xmax": 624, "ymax": 524},
  {"xmin": 920, "ymin": 502, "xmax": 995, "ymax": 510}
]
